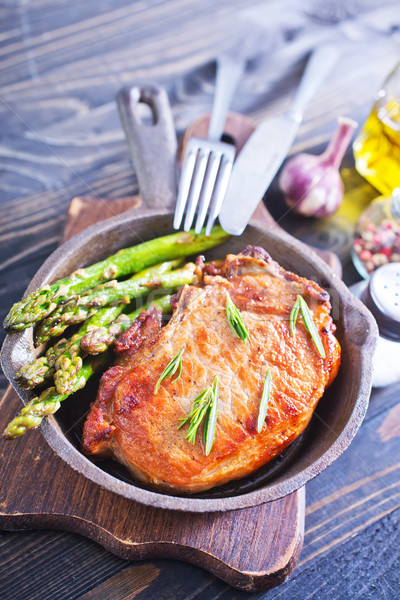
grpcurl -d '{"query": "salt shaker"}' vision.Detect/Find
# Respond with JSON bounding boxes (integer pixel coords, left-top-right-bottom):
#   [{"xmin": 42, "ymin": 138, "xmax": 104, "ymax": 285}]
[{"xmin": 350, "ymin": 263, "xmax": 400, "ymax": 387}]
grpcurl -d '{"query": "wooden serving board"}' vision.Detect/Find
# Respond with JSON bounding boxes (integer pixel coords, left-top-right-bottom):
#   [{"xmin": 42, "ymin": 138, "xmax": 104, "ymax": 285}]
[{"xmin": 0, "ymin": 191, "xmax": 306, "ymax": 593}]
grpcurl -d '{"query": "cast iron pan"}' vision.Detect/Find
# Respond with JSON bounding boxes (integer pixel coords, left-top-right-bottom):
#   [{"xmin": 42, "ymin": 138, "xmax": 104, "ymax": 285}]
[{"xmin": 1, "ymin": 84, "xmax": 378, "ymax": 512}]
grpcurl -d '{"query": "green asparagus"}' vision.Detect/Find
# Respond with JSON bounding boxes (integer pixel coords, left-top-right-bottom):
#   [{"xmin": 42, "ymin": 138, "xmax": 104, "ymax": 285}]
[
  {"xmin": 4, "ymin": 227, "xmax": 229, "ymax": 332},
  {"xmin": 53, "ymin": 349, "xmax": 84, "ymax": 396},
  {"xmin": 16, "ymin": 290, "xmax": 172, "ymax": 393},
  {"xmin": 33, "ymin": 259, "xmax": 180, "ymax": 345},
  {"xmin": 5, "ymin": 294, "xmax": 175, "ymax": 436},
  {"xmin": 35, "ymin": 262, "xmax": 195, "ymax": 345},
  {"xmin": 80, "ymin": 294, "xmax": 173, "ymax": 355},
  {"xmin": 79, "ymin": 323, "xmax": 120, "ymax": 355},
  {"xmin": 14, "ymin": 355, "xmax": 54, "ymax": 390},
  {"xmin": 3, "ymin": 353, "xmax": 111, "ymax": 440},
  {"xmin": 53, "ymin": 294, "xmax": 173, "ymax": 395},
  {"xmin": 15, "ymin": 305, "xmax": 124, "ymax": 389}
]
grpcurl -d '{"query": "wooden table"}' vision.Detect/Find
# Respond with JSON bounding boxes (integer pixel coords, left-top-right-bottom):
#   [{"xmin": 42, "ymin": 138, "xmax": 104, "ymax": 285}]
[{"xmin": 1, "ymin": 1, "xmax": 400, "ymax": 598}]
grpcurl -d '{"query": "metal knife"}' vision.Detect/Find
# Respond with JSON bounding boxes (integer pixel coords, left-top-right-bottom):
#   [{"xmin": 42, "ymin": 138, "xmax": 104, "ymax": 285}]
[{"xmin": 218, "ymin": 43, "xmax": 339, "ymax": 235}]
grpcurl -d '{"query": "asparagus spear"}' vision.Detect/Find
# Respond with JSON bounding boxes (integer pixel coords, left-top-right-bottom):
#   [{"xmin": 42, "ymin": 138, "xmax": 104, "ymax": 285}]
[
  {"xmin": 53, "ymin": 294, "xmax": 173, "ymax": 395},
  {"xmin": 14, "ymin": 291, "xmax": 173, "ymax": 390},
  {"xmin": 14, "ymin": 304, "xmax": 124, "ymax": 389},
  {"xmin": 14, "ymin": 355, "xmax": 56, "ymax": 390},
  {"xmin": 14, "ymin": 337, "xmax": 68, "ymax": 390},
  {"xmin": 3, "ymin": 353, "xmax": 110, "ymax": 440},
  {"xmin": 5, "ymin": 295, "xmax": 174, "ymax": 437},
  {"xmin": 4, "ymin": 227, "xmax": 229, "ymax": 332},
  {"xmin": 15, "ymin": 261, "xmax": 179, "ymax": 387},
  {"xmin": 33, "ymin": 259, "xmax": 181, "ymax": 345},
  {"xmin": 79, "ymin": 294, "xmax": 173, "ymax": 355},
  {"xmin": 35, "ymin": 262, "xmax": 195, "ymax": 345}
]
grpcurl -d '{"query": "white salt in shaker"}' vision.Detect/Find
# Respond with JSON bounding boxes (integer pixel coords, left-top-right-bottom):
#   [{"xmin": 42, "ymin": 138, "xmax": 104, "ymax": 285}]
[{"xmin": 350, "ymin": 263, "xmax": 400, "ymax": 387}]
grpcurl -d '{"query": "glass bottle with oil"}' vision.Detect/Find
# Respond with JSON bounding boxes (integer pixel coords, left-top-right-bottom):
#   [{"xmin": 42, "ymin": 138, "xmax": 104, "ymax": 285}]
[{"xmin": 353, "ymin": 62, "xmax": 400, "ymax": 196}]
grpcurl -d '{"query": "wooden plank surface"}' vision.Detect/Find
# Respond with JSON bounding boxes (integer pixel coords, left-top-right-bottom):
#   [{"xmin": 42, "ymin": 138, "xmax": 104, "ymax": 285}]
[{"xmin": 1, "ymin": 0, "xmax": 400, "ymax": 598}]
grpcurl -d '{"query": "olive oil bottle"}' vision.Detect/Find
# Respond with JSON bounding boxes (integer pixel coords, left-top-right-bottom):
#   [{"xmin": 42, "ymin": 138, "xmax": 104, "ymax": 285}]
[{"xmin": 353, "ymin": 63, "xmax": 400, "ymax": 196}]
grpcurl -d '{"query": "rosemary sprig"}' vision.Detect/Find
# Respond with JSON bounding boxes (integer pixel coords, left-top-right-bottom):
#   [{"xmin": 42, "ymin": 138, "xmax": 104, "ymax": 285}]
[
  {"xmin": 257, "ymin": 367, "xmax": 271, "ymax": 434},
  {"xmin": 203, "ymin": 376, "xmax": 219, "ymax": 455},
  {"xmin": 179, "ymin": 387, "xmax": 212, "ymax": 444},
  {"xmin": 290, "ymin": 295, "xmax": 326, "ymax": 359},
  {"xmin": 178, "ymin": 376, "xmax": 219, "ymax": 455},
  {"xmin": 154, "ymin": 347, "xmax": 184, "ymax": 393},
  {"xmin": 226, "ymin": 293, "xmax": 249, "ymax": 343},
  {"xmin": 289, "ymin": 297, "xmax": 300, "ymax": 336}
]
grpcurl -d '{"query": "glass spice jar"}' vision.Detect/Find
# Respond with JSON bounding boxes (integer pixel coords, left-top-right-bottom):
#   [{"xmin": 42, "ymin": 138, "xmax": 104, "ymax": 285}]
[{"xmin": 352, "ymin": 188, "xmax": 400, "ymax": 279}]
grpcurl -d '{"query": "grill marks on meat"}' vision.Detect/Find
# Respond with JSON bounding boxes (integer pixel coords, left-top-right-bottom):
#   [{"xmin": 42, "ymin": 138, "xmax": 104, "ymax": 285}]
[{"xmin": 82, "ymin": 247, "xmax": 341, "ymax": 493}]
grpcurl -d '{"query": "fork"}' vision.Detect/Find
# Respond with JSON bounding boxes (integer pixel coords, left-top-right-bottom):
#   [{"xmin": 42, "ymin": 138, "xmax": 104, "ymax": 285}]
[{"xmin": 173, "ymin": 55, "xmax": 244, "ymax": 235}]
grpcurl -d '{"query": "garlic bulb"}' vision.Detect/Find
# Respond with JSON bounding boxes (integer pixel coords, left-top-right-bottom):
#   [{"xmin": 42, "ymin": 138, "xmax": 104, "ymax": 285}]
[{"xmin": 279, "ymin": 117, "xmax": 357, "ymax": 218}]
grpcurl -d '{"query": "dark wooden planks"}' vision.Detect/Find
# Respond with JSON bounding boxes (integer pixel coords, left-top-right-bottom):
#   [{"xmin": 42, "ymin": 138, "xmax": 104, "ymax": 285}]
[
  {"xmin": 1, "ymin": 505, "xmax": 400, "ymax": 600},
  {"xmin": 1, "ymin": 0, "xmax": 400, "ymax": 598},
  {"xmin": 0, "ymin": 529, "xmax": 132, "ymax": 600},
  {"xmin": 0, "ymin": 0, "xmax": 399, "ymax": 209}
]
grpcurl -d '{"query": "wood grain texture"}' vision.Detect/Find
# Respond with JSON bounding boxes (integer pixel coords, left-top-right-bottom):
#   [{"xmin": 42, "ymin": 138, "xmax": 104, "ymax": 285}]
[
  {"xmin": 63, "ymin": 195, "xmax": 142, "ymax": 241},
  {"xmin": 1, "ymin": 0, "xmax": 400, "ymax": 597},
  {"xmin": 79, "ymin": 564, "xmax": 161, "ymax": 599}
]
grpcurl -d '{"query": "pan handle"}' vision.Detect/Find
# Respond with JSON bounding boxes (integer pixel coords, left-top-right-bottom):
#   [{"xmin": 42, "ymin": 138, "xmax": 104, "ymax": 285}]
[{"xmin": 117, "ymin": 84, "xmax": 178, "ymax": 209}]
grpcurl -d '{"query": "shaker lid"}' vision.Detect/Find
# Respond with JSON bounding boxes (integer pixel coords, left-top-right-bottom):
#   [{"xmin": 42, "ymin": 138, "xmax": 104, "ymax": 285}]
[{"xmin": 363, "ymin": 263, "xmax": 400, "ymax": 341}]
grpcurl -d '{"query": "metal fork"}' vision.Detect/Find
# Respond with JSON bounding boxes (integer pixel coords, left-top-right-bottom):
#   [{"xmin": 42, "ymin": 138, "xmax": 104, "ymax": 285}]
[{"xmin": 173, "ymin": 55, "xmax": 244, "ymax": 235}]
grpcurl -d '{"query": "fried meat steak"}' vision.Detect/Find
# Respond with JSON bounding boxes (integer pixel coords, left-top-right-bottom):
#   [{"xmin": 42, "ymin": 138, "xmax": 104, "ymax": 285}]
[{"xmin": 82, "ymin": 246, "xmax": 341, "ymax": 493}]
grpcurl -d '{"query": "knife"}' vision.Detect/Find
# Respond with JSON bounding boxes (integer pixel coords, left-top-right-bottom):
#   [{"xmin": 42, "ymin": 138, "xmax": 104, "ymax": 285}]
[{"xmin": 218, "ymin": 43, "xmax": 339, "ymax": 235}]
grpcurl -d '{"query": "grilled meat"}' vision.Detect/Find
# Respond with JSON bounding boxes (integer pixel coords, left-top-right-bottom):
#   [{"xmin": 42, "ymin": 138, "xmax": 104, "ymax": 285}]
[{"xmin": 82, "ymin": 246, "xmax": 341, "ymax": 493}]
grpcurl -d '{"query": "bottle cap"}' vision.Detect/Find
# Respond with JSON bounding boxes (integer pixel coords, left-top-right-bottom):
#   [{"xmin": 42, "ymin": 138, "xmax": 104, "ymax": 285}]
[{"xmin": 363, "ymin": 263, "xmax": 400, "ymax": 341}]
